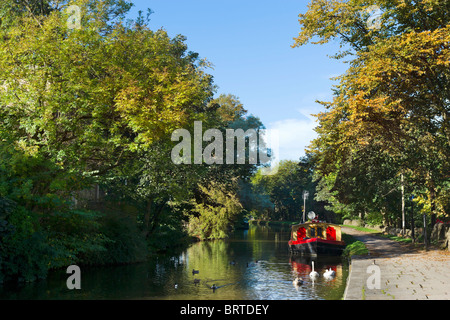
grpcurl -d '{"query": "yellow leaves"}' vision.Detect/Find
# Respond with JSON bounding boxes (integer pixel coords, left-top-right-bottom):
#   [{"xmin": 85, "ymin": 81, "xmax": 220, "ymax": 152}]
[
  {"xmin": 15, "ymin": 140, "xmax": 40, "ymax": 157},
  {"xmin": 311, "ymin": 24, "xmax": 450, "ymax": 175},
  {"xmin": 0, "ymin": 2, "xmax": 215, "ymax": 177}
]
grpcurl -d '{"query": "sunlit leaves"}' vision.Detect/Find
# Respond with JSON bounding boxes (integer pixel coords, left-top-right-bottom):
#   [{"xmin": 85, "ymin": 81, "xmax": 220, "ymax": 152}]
[
  {"xmin": 297, "ymin": 0, "xmax": 450, "ymax": 219},
  {"xmin": 0, "ymin": 0, "xmax": 214, "ymax": 176}
]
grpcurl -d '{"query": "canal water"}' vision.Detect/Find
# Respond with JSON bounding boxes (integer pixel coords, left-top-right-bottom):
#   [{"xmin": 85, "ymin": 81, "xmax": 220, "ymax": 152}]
[{"xmin": 0, "ymin": 225, "xmax": 349, "ymax": 300}]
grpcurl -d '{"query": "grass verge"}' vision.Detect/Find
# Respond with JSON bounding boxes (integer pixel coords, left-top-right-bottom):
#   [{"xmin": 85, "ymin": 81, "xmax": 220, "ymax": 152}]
[
  {"xmin": 342, "ymin": 233, "xmax": 369, "ymax": 258},
  {"xmin": 340, "ymin": 225, "xmax": 380, "ymax": 234},
  {"xmin": 378, "ymin": 234, "xmax": 413, "ymax": 244}
]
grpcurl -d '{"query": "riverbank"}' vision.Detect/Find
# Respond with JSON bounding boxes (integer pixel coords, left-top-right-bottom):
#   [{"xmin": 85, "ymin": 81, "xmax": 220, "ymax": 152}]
[
  {"xmin": 342, "ymin": 226, "xmax": 450, "ymax": 300},
  {"xmin": 248, "ymin": 220, "xmax": 297, "ymax": 226}
]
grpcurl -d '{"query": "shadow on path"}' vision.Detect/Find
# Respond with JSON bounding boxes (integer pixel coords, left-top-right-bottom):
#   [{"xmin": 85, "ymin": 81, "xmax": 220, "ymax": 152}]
[
  {"xmin": 342, "ymin": 226, "xmax": 450, "ymax": 300},
  {"xmin": 342, "ymin": 226, "xmax": 424, "ymax": 258}
]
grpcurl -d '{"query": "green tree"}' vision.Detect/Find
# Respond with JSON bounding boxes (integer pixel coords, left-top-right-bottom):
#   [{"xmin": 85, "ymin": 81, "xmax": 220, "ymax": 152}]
[
  {"xmin": 187, "ymin": 181, "xmax": 243, "ymax": 240},
  {"xmin": 250, "ymin": 159, "xmax": 326, "ymax": 221},
  {"xmin": 0, "ymin": 0, "xmax": 214, "ymax": 179},
  {"xmin": 0, "ymin": 0, "xmax": 219, "ymax": 280},
  {"xmin": 296, "ymin": 0, "xmax": 450, "ymax": 226}
]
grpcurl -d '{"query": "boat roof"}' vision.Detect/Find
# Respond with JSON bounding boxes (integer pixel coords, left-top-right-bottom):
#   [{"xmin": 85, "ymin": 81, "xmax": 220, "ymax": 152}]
[{"xmin": 291, "ymin": 222, "xmax": 341, "ymax": 230}]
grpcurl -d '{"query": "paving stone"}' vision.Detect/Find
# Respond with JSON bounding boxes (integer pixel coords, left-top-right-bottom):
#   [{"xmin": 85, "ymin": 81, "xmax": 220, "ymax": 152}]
[{"xmin": 342, "ymin": 227, "xmax": 450, "ymax": 300}]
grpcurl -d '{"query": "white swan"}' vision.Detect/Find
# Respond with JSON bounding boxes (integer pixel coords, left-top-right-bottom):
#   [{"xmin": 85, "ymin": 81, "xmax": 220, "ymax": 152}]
[
  {"xmin": 323, "ymin": 268, "xmax": 336, "ymax": 279},
  {"xmin": 309, "ymin": 261, "xmax": 319, "ymax": 279}
]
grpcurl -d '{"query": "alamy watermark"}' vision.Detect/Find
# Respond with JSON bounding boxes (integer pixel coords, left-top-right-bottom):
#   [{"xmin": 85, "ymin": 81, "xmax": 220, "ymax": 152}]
[
  {"xmin": 171, "ymin": 121, "xmax": 279, "ymax": 175},
  {"xmin": 365, "ymin": 5, "xmax": 383, "ymax": 30},
  {"xmin": 366, "ymin": 263, "xmax": 381, "ymax": 290},
  {"xmin": 66, "ymin": 265, "xmax": 81, "ymax": 289},
  {"xmin": 66, "ymin": 5, "xmax": 81, "ymax": 30}
]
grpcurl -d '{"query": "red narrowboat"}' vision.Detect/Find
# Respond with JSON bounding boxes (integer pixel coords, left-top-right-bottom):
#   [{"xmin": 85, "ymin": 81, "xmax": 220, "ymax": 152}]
[{"xmin": 289, "ymin": 222, "xmax": 345, "ymax": 256}]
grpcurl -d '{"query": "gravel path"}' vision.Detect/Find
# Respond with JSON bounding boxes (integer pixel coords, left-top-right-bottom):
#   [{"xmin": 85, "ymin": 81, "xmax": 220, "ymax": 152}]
[{"xmin": 342, "ymin": 226, "xmax": 450, "ymax": 300}]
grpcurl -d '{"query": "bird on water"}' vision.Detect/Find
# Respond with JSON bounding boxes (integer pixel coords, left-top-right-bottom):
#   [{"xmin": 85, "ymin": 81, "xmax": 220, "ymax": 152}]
[
  {"xmin": 323, "ymin": 268, "xmax": 336, "ymax": 279},
  {"xmin": 309, "ymin": 261, "xmax": 319, "ymax": 279},
  {"xmin": 293, "ymin": 277, "xmax": 304, "ymax": 286}
]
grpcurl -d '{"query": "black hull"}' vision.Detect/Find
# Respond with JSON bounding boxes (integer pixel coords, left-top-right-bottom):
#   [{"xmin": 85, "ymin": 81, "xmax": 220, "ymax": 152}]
[{"xmin": 289, "ymin": 240, "xmax": 345, "ymax": 256}]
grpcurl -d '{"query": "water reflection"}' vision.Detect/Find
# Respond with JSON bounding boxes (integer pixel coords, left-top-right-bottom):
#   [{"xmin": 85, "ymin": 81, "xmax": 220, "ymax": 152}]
[
  {"xmin": 0, "ymin": 225, "xmax": 348, "ymax": 300},
  {"xmin": 289, "ymin": 256, "xmax": 347, "ymax": 300}
]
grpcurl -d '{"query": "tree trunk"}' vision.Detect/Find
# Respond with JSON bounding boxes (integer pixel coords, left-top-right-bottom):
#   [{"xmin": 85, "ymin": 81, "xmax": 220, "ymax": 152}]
[
  {"xmin": 142, "ymin": 199, "xmax": 153, "ymax": 238},
  {"xmin": 430, "ymin": 188, "xmax": 436, "ymax": 229},
  {"xmin": 427, "ymin": 174, "xmax": 437, "ymax": 230},
  {"xmin": 148, "ymin": 202, "xmax": 166, "ymax": 236}
]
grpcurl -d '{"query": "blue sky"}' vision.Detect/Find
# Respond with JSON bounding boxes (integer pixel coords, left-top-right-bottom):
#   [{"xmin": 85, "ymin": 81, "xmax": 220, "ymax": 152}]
[{"xmin": 129, "ymin": 0, "xmax": 349, "ymax": 161}]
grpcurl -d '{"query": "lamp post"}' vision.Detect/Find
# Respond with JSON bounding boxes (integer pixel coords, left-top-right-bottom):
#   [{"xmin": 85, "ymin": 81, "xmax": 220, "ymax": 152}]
[
  {"xmin": 302, "ymin": 190, "xmax": 309, "ymax": 223},
  {"xmin": 401, "ymin": 173, "xmax": 405, "ymax": 235}
]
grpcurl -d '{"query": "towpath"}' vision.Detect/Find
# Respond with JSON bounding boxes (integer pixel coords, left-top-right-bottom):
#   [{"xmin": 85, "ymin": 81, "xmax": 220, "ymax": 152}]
[{"xmin": 342, "ymin": 226, "xmax": 450, "ymax": 300}]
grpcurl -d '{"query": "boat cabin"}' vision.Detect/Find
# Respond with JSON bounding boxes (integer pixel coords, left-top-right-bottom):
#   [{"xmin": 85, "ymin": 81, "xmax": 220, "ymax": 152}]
[
  {"xmin": 290, "ymin": 222, "xmax": 342, "ymax": 243},
  {"xmin": 289, "ymin": 222, "xmax": 345, "ymax": 256}
]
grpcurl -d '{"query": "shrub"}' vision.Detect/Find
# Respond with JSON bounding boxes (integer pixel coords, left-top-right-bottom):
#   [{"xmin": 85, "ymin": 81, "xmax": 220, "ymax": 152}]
[
  {"xmin": 0, "ymin": 203, "xmax": 54, "ymax": 283},
  {"xmin": 342, "ymin": 233, "xmax": 369, "ymax": 258},
  {"xmin": 342, "ymin": 240, "xmax": 369, "ymax": 258},
  {"xmin": 93, "ymin": 212, "xmax": 147, "ymax": 265}
]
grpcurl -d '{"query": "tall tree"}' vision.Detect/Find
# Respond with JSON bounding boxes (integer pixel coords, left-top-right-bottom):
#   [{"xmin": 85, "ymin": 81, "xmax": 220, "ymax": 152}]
[
  {"xmin": 295, "ymin": 0, "xmax": 450, "ymax": 223},
  {"xmin": 250, "ymin": 159, "xmax": 324, "ymax": 221},
  {"xmin": 0, "ymin": 0, "xmax": 215, "ymax": 181}
]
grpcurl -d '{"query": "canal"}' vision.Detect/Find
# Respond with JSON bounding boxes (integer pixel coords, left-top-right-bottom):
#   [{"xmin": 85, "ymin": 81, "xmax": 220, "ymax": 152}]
[{"xmin": 0, "ymin": 224, "xmax": 349, "ymax": 300}]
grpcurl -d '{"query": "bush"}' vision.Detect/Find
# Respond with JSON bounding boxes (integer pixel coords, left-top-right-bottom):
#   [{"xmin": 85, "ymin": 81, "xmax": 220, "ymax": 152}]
[
  {"xmin": 1, "ymin": 231, "xmax": 53, "ymax": 282},
  {"xmin": 365, "ymin": 212, "xmax": 383, "ymax": 226},
  {"xmin": 342, "ymin": 233, "xmax": 369, "ymax": 258},
  {"xmin": 147, "ymin": 206, "xmax": 190, "ymax": 253},
  {"xmin": 47, "ymin": 208, "xmax": 147, "ymax": 267},
  {"xmin": 0, "ymin": 204, "xmax": 54, "ymax": 283},
  {"xmin": 93, "ymin": 212, "xmax": 147, "ymax": 265},
  {"xmin": 45, "ymin": 209, "xmax": 111, "ymax": 268},
  {"xmin": 342, "ymin": 240, "xmax": 369, "ymax": 258}
]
